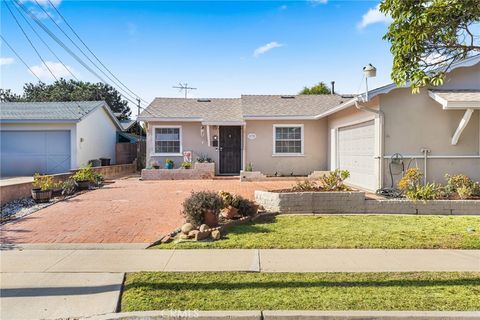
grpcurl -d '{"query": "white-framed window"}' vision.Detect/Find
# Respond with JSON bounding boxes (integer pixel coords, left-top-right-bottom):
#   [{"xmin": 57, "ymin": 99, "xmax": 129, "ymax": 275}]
[
  {"xmin": 273, "ymin": 124, "xmax": 304, "ymax": 156},
  {"xmin": 153, "ymin": 125, "xmax": 182, "ymax": 156}
]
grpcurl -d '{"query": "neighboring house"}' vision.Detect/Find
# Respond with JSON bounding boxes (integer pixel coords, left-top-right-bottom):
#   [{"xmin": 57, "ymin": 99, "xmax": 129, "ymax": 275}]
[
  {"xmin": 138, "ymin": 55, "xmax": 480, "ymax": 191},
  {"xmin": 0, "ymin": 101, "xmax": 123, "ymax": 176}
]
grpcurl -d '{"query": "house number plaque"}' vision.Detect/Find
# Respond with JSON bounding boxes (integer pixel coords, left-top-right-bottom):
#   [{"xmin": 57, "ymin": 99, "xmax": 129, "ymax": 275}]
[{"xmin": 247, "ymin": 133, "xmax": 256, "ymax": 140}]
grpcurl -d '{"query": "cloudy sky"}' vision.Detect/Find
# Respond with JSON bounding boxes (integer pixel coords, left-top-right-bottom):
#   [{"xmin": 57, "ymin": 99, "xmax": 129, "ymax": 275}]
[{"xmin": 1, "ymin": 0, "xmax": 393, "ymax": 113}]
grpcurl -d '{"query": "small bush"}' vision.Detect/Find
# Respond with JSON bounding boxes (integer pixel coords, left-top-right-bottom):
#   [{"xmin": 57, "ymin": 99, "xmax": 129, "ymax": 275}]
[
  {"xmin": 182, "ymin": 191, "xmax": 224, "ymax": 227},
  {"xmin": 292, "ymin": 179, "xmax": 319, "ymax": 192},
  {"xmin": 320, "ymin": 170, "xmax": 351, "ymax": 191},
  {"xmin": 32, "ymin": 174, "xmax": 54, "ymax": 191},
  {"xmin": 72, "ymin": 165, "xmax": 96, "ymax": 182},
  {"xmin": 411, "ymin": 182, "xmax": 442, "ymax": 200},
  {"xmin": 62, "ymin": 178, "xmax": 76, "ymax": 196},
  {"xmin": 218, "ymin": 191, "xmax": 234, "ymax": 207},
  {"xmin": 181, "ymin": 161, "xmax": 192, "ymax": 169},
  {"xmin": 246, "ymin": 162, "xmax": 253, "ymax": 172},
  {"xmin": 445, "ymin": 174, "xmax": 477, "ymax": 199},
  {"xmin": 231, "ymin": 195, "xmax": 257, "ymax": 217}
]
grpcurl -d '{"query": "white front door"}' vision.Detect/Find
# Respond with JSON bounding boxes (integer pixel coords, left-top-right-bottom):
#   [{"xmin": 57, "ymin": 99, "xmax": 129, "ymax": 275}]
[{"xmin": 337, "ymin": 120, "xmax": 376, "ymax": 191}]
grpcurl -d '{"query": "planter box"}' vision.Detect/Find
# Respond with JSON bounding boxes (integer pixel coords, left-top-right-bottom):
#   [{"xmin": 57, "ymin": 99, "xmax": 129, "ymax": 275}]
[
  {"xmin": 141, "ymin": 162, "xmax": 215, "ymax": 180},
  {"xmin": 255, "ymin": 190, "xmax": 480, "ymax": 215},
  {"xmin": 240, "ymin": 171, "xmax": 267, "ymax": 182},
  {"xmin": 255, "ymin": 190, "xmax": 365, "ymax": 213}
]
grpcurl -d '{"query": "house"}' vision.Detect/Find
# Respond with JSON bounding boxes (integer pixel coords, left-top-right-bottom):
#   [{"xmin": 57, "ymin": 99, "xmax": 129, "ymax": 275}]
[
  {"xmin": 0, "ymin": 100, "xmax": 124, "ymax": 176},
  {"xmin": 138, "ymin": 55, "xmax": 480, "ymax": 191}
]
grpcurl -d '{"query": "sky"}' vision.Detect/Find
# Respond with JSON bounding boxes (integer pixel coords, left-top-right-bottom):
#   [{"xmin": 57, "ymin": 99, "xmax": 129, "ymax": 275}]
[{"xmin": 1, "ymin": 0, "xmax": 394, "ymax": 114}]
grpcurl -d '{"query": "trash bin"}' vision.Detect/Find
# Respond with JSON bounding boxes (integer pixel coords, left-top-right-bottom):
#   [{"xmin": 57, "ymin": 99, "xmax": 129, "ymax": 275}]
[
  {"xmin": 99, "ymin": 158, "xmax": 111, "ymax": 166},
  {"xmin": 88, "ymin": 159, "xmax": 101, "ymax": 167}
]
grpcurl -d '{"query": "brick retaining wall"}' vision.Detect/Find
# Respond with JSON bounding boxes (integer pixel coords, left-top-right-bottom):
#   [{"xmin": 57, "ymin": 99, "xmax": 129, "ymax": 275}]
[
  {"xmin": 141, "ymin": 163, "xmax": 215, "ymax": 180},
  {"xmin": 0, "ymin": 163, "xmax": 136, "ymax": 206},
  {"xmin": 255, "ymin": 190, "xmax": 480, "ymax": 215}
]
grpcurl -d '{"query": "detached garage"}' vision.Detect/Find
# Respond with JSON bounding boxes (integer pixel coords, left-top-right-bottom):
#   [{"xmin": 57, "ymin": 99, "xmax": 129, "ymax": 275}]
[{"xmin": 0, "ymin": 101, "xmax": 122, "ymax": 177}]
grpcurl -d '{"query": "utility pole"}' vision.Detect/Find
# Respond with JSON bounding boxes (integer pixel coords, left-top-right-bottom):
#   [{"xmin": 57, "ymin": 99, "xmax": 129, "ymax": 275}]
[
  {"xmin": 136, "ymin": 98, "xmax": 141, "ymax": 136},
  {"xmin": 173, "ymin": 82, "xmax": 197, "ymax": 98}
]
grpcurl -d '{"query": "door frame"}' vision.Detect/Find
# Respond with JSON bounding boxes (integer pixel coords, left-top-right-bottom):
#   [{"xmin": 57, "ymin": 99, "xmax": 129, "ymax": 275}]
[{"xmin": 218, "ymin": 125, "xmax": 243, "ymax": 175}]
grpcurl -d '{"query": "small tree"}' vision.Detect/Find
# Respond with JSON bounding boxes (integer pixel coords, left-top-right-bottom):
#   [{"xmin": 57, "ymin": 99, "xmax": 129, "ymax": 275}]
[
  {"xmin": 380, "ymin": 0, "xmax": 480, "ymax": 93},
  {"xmin": 299, "ymin": 82, "xmax": 331, "ymax": 95}
]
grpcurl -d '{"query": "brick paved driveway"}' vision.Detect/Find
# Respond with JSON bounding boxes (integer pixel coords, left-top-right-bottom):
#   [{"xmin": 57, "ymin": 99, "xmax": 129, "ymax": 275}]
[{"xmin": 1, "ymin": 177, "xmax": 295, "ymax": 244}]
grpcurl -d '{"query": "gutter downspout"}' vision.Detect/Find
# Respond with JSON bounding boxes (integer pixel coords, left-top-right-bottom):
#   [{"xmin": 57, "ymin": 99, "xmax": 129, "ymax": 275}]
[{"xmin": 355, "ymin": 99, "xmax": 385, "ymax": 190}]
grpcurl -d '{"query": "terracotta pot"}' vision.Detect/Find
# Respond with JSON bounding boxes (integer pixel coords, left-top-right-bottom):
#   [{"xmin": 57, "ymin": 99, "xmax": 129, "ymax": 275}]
[
  {"xmin": 220, "ymin": 206, "xmax": 239, "ymax": 219},
  {"xmin": 203, "ymin": 209, "xmax": 219, "ymax": 227}
]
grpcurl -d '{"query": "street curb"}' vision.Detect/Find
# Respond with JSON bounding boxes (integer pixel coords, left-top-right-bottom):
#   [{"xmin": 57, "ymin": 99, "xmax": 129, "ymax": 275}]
[
  {"xmin": 85, "ymin": 310, "xmax": 480, "ymax": 320},
  {"xmin": 86, "ymin": 310, "xmax": 262, "ymax": 319},
  {"xmin": 262, "ymin": 310, "xmax": 480, "ymax": 319}
]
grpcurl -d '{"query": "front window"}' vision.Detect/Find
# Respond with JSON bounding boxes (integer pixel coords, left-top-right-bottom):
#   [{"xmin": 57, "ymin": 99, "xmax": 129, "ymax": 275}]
[
  {"xmin": 155, "ymin": 127, "xmax": 181, "ymax": 154},
  {"xmin": 274, "ymin": 125, "xmax": 303, "ymax": 154}
]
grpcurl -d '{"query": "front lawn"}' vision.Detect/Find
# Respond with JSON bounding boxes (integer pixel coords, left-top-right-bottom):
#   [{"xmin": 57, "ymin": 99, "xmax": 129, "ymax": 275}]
[
  {"xmin": 122, "ymin": 272, "xmax": 480, "ymax": 311},
  {"xmin": 157, "ymin": 215, "xmax": 480, "ymax": 249}
]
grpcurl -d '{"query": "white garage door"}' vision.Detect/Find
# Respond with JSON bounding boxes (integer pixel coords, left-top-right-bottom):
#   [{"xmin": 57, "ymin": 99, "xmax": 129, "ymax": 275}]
[
  {"xmin": 0, "ymin": 130, "xmax": 71, "ymax": 177},
  {"xmin": 338, "ymin": 120, "xmax": 376, "ymax": 191}
]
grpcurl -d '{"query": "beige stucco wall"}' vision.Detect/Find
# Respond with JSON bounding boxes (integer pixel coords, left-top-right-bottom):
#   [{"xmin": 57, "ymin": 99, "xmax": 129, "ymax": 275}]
[
  {"xmin": 146, "ymin": 121, "xmax": 221, "ymax": 172},
  {"xmin": 76, "ymin": 107, "xmax": 118, "ymax": 167},
  {"xmin": 381, "ymin": 64, "xmax": 480, "ymax": 185},
  {"xmin": 244, "ymin": 119, "xmax": 328, "ymax": 176}
]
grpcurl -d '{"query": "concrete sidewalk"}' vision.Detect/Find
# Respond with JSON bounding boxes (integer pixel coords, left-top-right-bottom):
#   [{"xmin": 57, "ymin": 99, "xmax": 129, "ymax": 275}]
[{"xmin": 2, "ymin": 248, "xmax": 479, "ymax": 273}]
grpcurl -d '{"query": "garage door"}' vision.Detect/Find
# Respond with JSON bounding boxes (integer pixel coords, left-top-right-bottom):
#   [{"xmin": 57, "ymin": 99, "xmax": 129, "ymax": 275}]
[
  {"xmin": 0, "ymin": 130, "xmax": 71, "ymax": 177},
  {"xmin": 338, "ymin": 120, "xmax": 376, "ymax": 191}
]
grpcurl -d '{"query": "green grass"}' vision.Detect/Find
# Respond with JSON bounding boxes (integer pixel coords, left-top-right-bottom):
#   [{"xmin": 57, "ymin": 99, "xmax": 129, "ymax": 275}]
[
  {"xmin": 122, "ymin": 272, "xmax": 480, "ymax": 311},
  {"xmin": 157, "ymin": 215, "xmax": 480, "ymax": 249}
]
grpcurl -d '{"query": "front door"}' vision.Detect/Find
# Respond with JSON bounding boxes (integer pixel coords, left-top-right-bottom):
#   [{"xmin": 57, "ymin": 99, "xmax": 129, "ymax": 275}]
[{"xmin": 219, "ymin": 126, "xmax": 241, "ymax": 174}]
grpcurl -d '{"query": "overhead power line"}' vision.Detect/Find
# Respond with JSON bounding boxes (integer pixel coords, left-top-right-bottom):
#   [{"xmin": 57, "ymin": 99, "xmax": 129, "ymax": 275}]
[
  {"xmin": 0, "ymin": 34, "xmax": 43, "ymax": 82},
  {"xmin": 12, "ymin": 0, "xmax": 142, "ymax": 107},
  {"xmin": 10, "ymin": 0, "xmax": 79, "ymax": 81},
  {"xmin": 3, "ymin": 0, "xmax": 59, "ymax": 81},
  {"xmin": 46, "ymin": 0, "xmax": 150, "ymax": 105},
  {"xmin": 32, "ymin": 0, "xmax": 146, "ymax": 105}
]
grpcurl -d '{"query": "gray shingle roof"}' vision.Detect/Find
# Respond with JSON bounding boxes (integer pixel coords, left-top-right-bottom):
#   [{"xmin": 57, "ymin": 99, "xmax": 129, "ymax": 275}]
[
  {"xmin": 0, "ymin": 101, "xmax": 105, "ymax": 121},
  {"xmin": 119, "ymin": 119, "xmax": 136, "ymax": 130},
  {"xmin": 139, "ymin": 95, "xmax": 348, "ymax": 121},
  {"xmin": 241, "ymin": 94, "xmax": 345, "ymax": 117},
  {"xmin": 140, "ymin": 98, "xmax": 243, "ymax": 122},
  {"xmin": 429, "ymin": 90, "xmax": 480, "ymax": 102}
]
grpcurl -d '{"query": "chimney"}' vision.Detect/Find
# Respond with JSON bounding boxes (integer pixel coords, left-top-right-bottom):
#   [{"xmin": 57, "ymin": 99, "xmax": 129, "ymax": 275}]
[{"xmin": 331, "ymin": 81, "xmax": 335, "ymax": 95}]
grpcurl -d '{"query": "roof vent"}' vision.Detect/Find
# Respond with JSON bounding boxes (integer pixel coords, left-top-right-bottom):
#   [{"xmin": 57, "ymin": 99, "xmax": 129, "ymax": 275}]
[
  {"xmin": 280, "ymin": 95, "xmax": 295, "ymax": 99},
  {"xmin": 197, "ymin": 99, "xmax": 211, "ymax": 102}
]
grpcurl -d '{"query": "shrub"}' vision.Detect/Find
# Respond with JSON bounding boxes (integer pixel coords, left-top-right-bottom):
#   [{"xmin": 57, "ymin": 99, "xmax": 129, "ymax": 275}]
[
  {"xmin": 246, "ymin": 162, "xmax": 253, "ymax": 172},
  {"xmin": 320, "ymin": 170, "xmax": 351, "ymax": 191},
  {"xmin": 218, "ymin": 191, "xmax": 234, "ymax": 207},
  {"xmin": 181, "ymin": 161, "xmax": 192, "ymax": 169},
  {"xmin": 72, "ymin": 165, "xmax": 96, "ymax": 182},
  {"xmin": 292, "ymin": 179, "xmax": 319, "ymax": 192},
  {"xmin": 231, "ymin": 194, "xmax": 257, "ymax": 217},
  {"xmin": 182, "ymin": 191, "xmax": 224, "ymax": 227},
  {"xmin": 32, "ymin": 174, "xmax": 54, "ymax": 191},
  {"xmin": 62, "ymin": 178, "xmax": 76, "ymax": 196},
  {"xmin": 410, "ymin": 182, "xmax": 442, "ymax": 200},
  {"xmin": 445, "ymin": 174, "xmax": 477, "ymax": 199}
]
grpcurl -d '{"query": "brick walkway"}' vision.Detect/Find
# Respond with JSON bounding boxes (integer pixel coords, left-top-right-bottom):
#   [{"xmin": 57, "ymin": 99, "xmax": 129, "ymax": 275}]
[{"xmin": 1, "ymin": 177, "xmax": 295, "ymax": 244}]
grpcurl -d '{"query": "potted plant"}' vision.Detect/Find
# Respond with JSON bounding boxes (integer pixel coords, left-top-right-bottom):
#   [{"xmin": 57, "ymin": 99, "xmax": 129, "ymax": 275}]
[
  {"xmin": 218, "ymin": 191, "xmax": 239, "ymax": 219},
  {"xmin": 182, "ymin": 191, "xmax": 224, "ymax": 227},
  {"xmin": 51, "ymin": 181, "xmax": 63, "ymax": 197},
  {"xmin": 31, "ymin": 173, "xmax": 54, "ymax": 203},
  {"xmin": 165, "ymin": 159, "xmax": 174, "ymax": 169},
  {"xmin": 72, "ymin": 165, "xmax": 95, "ymax": 189},
  {"xmin": 151, "ymin": 160, "xmax": 160, "ymax": 169},
  {"xmin": 181, "ymin": 161, "xmax": 192, "ymax": 169}
]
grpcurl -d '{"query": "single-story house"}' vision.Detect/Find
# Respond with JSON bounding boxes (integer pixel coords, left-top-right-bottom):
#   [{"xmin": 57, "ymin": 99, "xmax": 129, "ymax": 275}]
[
  {"xmin": 0, "ymin": 100, "xmax": 123, "ymax": 176},
  {"xmin": 138, "ymin": 55, "xmax": 480, "ymax": 191}
]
